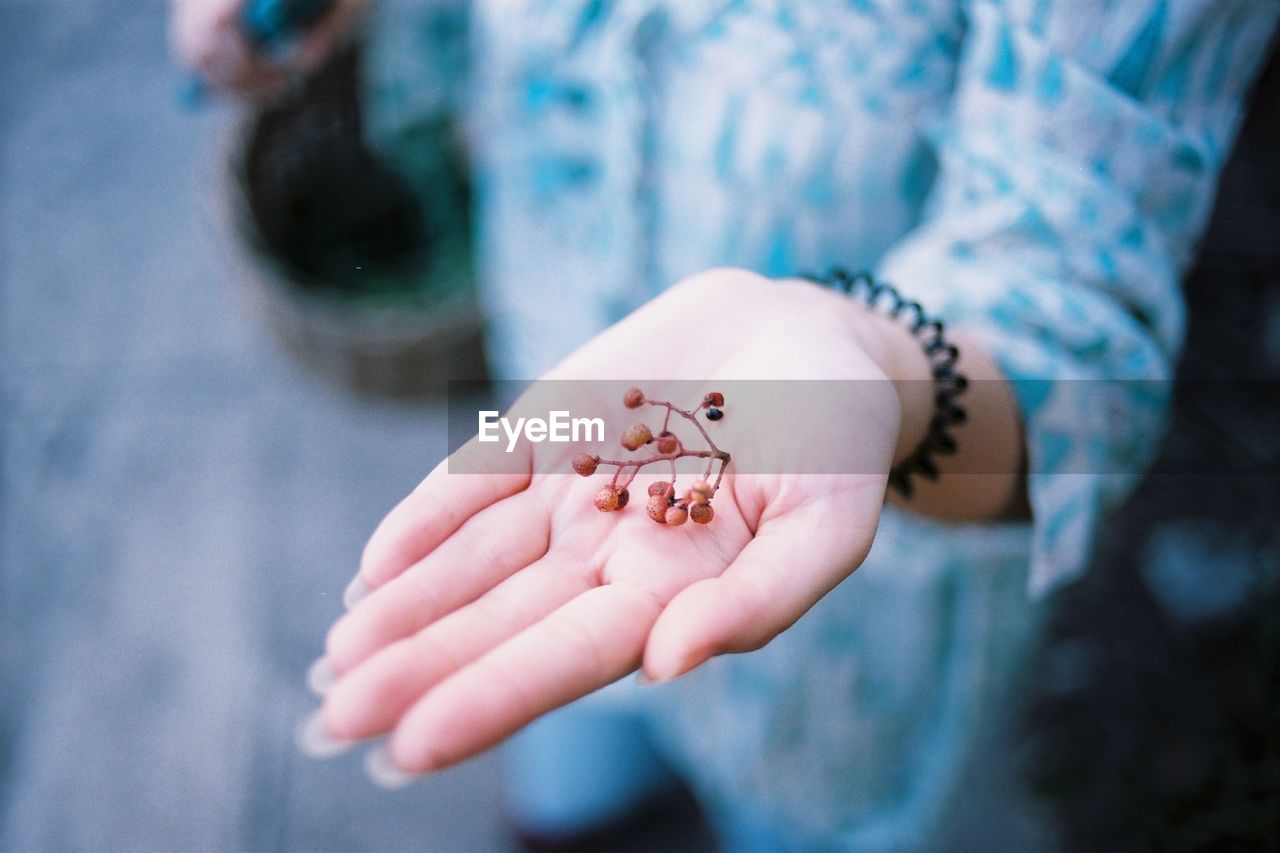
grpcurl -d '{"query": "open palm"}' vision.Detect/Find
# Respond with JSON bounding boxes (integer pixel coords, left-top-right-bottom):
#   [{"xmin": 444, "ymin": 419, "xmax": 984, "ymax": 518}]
[{"xmin": 313, "ymin": 269, "xmax": 904, "ymax": 777}]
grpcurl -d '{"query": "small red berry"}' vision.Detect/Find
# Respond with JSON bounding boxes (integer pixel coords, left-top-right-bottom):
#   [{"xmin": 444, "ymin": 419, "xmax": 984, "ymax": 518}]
[
  {"xmin": 703, "ymin": 392, "xmax": 725, "ymax": 407},
  {"xmin": 621, "ymin": 423, "xmax": 653, "ymax": 451},
  {"xmin": 645, "ymin": 494, "xmax": 669, "ymax": 523},
  {"xmin": 623, "ymin": 387, "xmax": 645, "ymax": 409},
  {"xmin": 656, "ymin": 434, "xmax": 678, "ymax": 454},
  {"xmin": 594, "ymin": 487, "xmax": 621, "ymax": 512},
  {"xmin": 647, "ymin": 481, "xmax": 674, "ymax": 499},
  {"xmin": 572, "ymin": 453, "xmax": 599, "ymax": 477},
  {"xmin": 665, "ymin": 505, "xmax": 688, "ymax": 526},
  {"xmin": 616, "ymin": 488, "xmax": 630, "ymax": 510},
  {"xmin": 690, "ymin": 503, "xmax": 714, "ymax": 524},
  {"xmin": 689, "ymin": 480, "xmax": 712, "ymax": 504}
]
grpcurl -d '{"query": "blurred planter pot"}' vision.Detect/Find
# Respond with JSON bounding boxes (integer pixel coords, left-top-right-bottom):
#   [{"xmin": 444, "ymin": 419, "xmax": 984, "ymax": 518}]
[{"xmin": 219, "ymin": 46, "xmax": 486, "ymax": 398}]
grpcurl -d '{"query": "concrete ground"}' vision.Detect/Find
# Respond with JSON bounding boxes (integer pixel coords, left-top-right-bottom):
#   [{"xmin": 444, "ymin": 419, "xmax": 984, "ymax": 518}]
[{"xmin": 0, "ymin": 1, "xmax": 512, "ymax": 849}]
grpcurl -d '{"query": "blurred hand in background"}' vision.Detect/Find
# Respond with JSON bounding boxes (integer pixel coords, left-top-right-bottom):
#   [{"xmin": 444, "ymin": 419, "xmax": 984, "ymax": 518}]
[{"xmin": 169, "ymin": 0, "xmax": 370, "ymax": 100}]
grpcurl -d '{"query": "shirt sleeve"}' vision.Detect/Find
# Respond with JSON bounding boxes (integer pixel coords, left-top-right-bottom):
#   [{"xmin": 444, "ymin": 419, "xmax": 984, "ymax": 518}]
[{"xmin": 876, "ymin": 0, "xmax": 1279, "ymax": 595}]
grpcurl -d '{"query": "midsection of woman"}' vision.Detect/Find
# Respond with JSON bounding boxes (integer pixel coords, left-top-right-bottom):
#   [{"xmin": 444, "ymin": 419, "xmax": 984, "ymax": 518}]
[
  {"xmin": 470, "ymin": 0, "xmax": 1279, "ymax": 844},
  {"xmin": 471, "ymin": 1, "xmax": 1022, "ymax": 843}
]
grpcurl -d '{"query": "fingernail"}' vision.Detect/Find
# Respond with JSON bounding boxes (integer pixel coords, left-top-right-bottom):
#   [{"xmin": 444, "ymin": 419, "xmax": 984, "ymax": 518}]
[
  {"xmin": 641, "ymin": 654, "xmax": 703, "ymax": 686},
  {"xmin": 343, "ymin": 575, "xmax": 371, "ymax": 610},
  {"xmin": 365, "ymin": 743, "xmax": 416, "ymax": 790},
  {"xmin": 306, "ymin": 656, "xmax": 337, "ymax": 696},
  {"xmin": 296, "ymin": 711, "xmax": 353, "ymax": 759}
]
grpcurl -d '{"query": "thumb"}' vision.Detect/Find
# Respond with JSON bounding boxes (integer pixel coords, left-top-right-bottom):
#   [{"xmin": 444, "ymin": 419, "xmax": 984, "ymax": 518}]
[
  {"xmin": 642, "ymin": 494, "xmax": 877, "ymax": 682},
  {"xmin": 642, "ymin": 576, "xmax": 771, "ymax": 682}
]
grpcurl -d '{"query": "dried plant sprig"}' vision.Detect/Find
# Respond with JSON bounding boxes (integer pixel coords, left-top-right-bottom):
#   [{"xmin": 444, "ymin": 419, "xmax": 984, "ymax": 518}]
[{"xmin": 571, "ymin": 388, "xmax": 731, "ymax": 525}]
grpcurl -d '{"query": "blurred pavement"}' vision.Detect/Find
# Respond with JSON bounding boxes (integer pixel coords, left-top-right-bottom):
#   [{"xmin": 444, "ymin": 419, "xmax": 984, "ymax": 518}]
[{"xmin": 0, "ymin": 1, "xmax": 510, "ymax": 850}]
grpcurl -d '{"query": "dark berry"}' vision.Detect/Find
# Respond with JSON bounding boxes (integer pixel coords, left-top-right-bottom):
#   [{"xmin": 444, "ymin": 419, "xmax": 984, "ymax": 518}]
[
  {"xmin": 572, "ymin": 453, "xmax": 599, "ymax": 477},
  {"xmin": 594, "ymin": 487, "xmax": 620, "ymax": 512},
  {"xmin": 645, "ymin": 494, "xmax": 669, "ymax": 523},
  {"xmin": 690, "ymin": 480, "xmax": 712, "ymax": 504},
  {"xmin": 621, "ymin": 423, "xmax": 653, "ymax": 451},
  {"xmin": 648, "ymin": 481, "xmax": 674, "ymax": 499}
]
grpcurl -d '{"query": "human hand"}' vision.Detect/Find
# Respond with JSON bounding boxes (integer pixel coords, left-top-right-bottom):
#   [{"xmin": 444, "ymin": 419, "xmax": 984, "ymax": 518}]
[
  {"xmin": 169, "ymin": 0, "xmax": 368, "ymax": 100},
  {"xmin": 305, "ymin": 268, "xmax": 931, "ymax": 781}
]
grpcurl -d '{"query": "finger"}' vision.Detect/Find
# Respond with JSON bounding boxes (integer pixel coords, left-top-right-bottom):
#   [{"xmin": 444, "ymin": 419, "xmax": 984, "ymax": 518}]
[
  {"xmin": 643, "ymin": 491, "xmax": 877, "ymax": 682},
  {"xmin": 358, "ymin": 440, "xmax": 533, "ymax": 591},
  {"xmin": 322, "ymin": 552, "xmax": 591, "ymax": 742},
  {"xmin": 169, "ymin": 0, "xmax": 239, "ymax": 68},
  {"xmin": 197, "ymin": 23, "xmax": 288, "ymax": 99},
  {"xmin": 326, "ymin": 491, "xmax": 550, "ymax": 672},
  {"xmin": 295, "ymin": 0, "xmax": 369, "ymax": 71},
  {"xmin": 386, "ymin": 582, "xmax": 664, "ymax": 773}
]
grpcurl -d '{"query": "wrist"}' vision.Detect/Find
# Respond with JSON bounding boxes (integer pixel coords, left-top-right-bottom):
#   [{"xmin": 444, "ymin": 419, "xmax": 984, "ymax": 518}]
[
  {"xmin": 796, "ymin": 268, "xmax": 1026, "ymax": 520},
  {"xmin": 853, "ymin": 304, "xmax": 934, "ymax": 468},
  {"xmin": 784, "ymin": 274, "xmax": 936, "ymax": 469}
]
